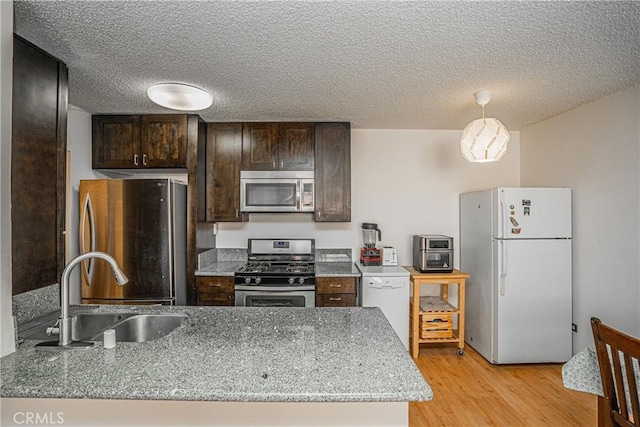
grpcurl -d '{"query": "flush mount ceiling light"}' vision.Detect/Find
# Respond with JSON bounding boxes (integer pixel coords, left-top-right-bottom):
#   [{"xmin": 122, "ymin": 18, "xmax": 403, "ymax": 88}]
[
  {"xmin": 147, "ymin": 83, "xmax": 213, "ymax": 111},
  {"xmin": 460, "ymin": 90, "xmax": 510, "ymax": 163}
]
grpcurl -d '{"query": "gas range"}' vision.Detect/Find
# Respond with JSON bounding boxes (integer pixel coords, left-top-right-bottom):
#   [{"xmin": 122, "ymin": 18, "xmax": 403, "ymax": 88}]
[
  {"xmin": 235, "ymin": 261, "xmax": 316, "ymax": 286},
  {"xmin": 235, "ymin": 238, "xmax": 316, "ymax": 282}
]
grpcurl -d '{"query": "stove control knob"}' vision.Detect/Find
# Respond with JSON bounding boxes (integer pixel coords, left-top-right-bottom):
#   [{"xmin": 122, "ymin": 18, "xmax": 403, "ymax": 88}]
[
  {"xmin": 288, "ymin": 277, "xmax": 295, "ymax": 285},
  {"xmin": 298, "ymin": 277, "xmax": 305, "ymax": 285},
  {"xmin": 255, "ymin": 277, "xmax": 262, "ymax": 285},
  {"xmin": 244, "ymin": 277, "xmax": 252, "ymax": 285}
]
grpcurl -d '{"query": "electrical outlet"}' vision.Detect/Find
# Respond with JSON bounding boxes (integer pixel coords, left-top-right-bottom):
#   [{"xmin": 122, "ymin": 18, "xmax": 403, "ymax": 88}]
[{"xmin": 572, "ymin": 323, "xmax": 578, "ymax": 332}]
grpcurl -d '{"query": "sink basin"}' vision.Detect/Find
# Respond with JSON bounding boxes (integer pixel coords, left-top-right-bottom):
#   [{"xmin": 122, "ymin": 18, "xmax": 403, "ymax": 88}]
[
  {"xmin": 21, "ymin": 312, "xmax": 188, "ymax": 343},
  {"xmin": 72, "ymin": 313, "xmax": 126, "ymax": 341},
  {"xmin": 95, "ymin": 314, "xmax": 189, "ymax": 343},
  {"xmin": 21, "ymin": 313, "xmax": 125, "ymax": 341}
]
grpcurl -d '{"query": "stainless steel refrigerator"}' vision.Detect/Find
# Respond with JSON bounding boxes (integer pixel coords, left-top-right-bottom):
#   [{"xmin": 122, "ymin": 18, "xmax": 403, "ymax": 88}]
[
  {"xmin": 460, "ymin": 187, "xmax": 572, "ymax": 364},
  {"xmin": 79, "ymin": 178, "xmax": 187, "ymax": 305}
]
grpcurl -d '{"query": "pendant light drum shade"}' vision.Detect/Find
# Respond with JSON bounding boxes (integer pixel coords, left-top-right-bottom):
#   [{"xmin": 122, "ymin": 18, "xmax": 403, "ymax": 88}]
[
  {"xmin": 460, "ymin": 117, "xmax": 510, "ymax": 162},
  {"xmin": 147, "ymin": 83, "xmax": 213, "ymax": 111}
]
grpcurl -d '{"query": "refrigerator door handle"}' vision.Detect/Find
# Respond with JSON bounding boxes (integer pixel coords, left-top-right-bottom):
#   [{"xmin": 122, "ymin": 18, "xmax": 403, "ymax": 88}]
[
  {"xmin": 80, "ymin": 193, "xmax": 96, "ymax": 284},
  {"xmin": 499, "ymin": 188, "xmax": 506, "ymax": 238},
  {"xmin": 499, "ymin": 239, "xmax": 507, "ymax": 296}
]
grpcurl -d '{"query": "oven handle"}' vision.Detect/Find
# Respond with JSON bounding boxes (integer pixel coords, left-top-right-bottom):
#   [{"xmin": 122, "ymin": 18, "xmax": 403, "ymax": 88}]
[
  {"xmin": 295, "ymin": 180, "xmax": 301, "ymax": 211},
  {"xmin": 235, "ymin": 285, "xmax": 316, "ymax": 292}
]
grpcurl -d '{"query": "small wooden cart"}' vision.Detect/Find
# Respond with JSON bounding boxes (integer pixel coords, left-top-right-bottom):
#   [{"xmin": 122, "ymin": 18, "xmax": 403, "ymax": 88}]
[{"xmin": 405, "ymin": 267, "xmax": 470, "ymax": 358}]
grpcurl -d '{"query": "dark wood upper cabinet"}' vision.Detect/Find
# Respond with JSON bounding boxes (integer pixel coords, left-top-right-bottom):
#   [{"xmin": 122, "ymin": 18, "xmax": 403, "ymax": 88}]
[
  {"xmin": 314, "ymin": 122, "xmax": 351, "ymax": 222},
  {"xmin": 278, "ymin": 123, "xmax": 315, "ymax": 170},
  {"xmin": 242, "ymin": 123, "xmax": 314, "ymax": 171},
  {"xmin": 11, "ymin": 35, "xmax": 68, "ymax": 294},
  {"xmin": 92, "ymin": 115, "xmax": 141, "ymax": 168},
  {"xmin": 206, "ymin": 123, "xmax": 247, "ymax": 222},
  {"xmin": 93, "ymin": 114, "xmax": 187, "ymax": 169},
  {"xmin": 141, "ymin": 115, "xmax": 187, "ymax": 167},
  {"xmin": 202, "ymin": 121, "xmax": 349, "ymax": 223},
  {"xmin": 241, "ymin": 123, "xmax": 278, "ymax": 170}
]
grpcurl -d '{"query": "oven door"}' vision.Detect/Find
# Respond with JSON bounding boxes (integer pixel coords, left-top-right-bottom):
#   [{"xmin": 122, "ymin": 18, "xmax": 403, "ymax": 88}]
[
  {"xmin": 418, "ymin": 250, "xmax": 453, "ymax": 271},
  {"xmin": 241, "ymin": 178, "xmax": 300, "ymax": 212},
  {"xmin": 235, "ymin": 286, "xmax": 315, "ymax": 307},
  {"xmin": 240, "ymin": 171, "xmax": 314, "ymax": 213}
]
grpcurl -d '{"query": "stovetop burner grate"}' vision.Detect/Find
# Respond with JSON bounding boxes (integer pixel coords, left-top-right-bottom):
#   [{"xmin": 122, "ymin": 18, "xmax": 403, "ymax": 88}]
[{"xmin": 237, "ymin": 261, "xmax": 315, "ymax": 275}]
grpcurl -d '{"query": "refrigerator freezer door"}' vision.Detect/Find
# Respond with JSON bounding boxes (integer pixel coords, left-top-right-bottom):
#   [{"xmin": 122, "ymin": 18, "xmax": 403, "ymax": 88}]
[
  {"xmin": 494, "ymin": 238, "xmax": 572, "ymax": 363},
  {"xmin": 495, "ymin": 188, "xmax": 571, "ymax": 239},
  {"xmin": 80, "ymin": 179, "xmax": 174, "ymax": 301}
]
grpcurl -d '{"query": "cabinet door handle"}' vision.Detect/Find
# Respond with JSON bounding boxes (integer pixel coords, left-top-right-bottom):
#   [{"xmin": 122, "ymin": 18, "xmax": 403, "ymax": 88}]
[
  {"xmin": 272, "ymin": 158, "xmax": 276, "ymax": 168},
  {"xmin": 133, "ymin": 154, "xmax": 139, "ymax": 166},
  {"xmin": 329, "ymin": 297, "xmax": 342, "ymax": 301},
  {"xmin": 142, "ymin": 154, "xmax": 148, "ymax": 166},
  {"xmin": 329, "ymin": 284, "xmax": 342, "ymax": 288},
  {"xmin": 236, "ymin": 209, "xmax": 239, "ymax": 218},
  {"xmin": 280, "ymin": 160, "xmax": 284, "ymax": 169},
  {"xmin": 210, "ymin": 284, "xmax": 222, "ymax": 288}
]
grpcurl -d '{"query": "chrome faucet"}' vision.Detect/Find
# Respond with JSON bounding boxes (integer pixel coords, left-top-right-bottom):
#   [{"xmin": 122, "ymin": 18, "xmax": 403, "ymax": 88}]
[{"xmin": 36, "ymin": 251, "xmax": 128, "ymax": 349}]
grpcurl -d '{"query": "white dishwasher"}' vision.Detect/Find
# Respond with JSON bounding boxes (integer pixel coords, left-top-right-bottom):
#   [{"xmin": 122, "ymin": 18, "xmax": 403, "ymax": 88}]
[{"xmin": 357, "ymin": 264, "xmax": 410, "ymax": 350}]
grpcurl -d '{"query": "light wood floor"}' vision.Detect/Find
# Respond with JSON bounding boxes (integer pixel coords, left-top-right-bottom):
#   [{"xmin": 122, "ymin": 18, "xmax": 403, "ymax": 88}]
[{"xmin": 409, "ymin": 344, "xmax": 597, "ymax": 426}]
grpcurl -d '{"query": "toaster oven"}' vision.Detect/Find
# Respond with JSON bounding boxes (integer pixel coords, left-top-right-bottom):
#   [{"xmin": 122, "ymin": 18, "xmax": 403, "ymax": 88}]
[{"xmin": 413, "ymin": 235, "xmax": 454, "ymax": 272}]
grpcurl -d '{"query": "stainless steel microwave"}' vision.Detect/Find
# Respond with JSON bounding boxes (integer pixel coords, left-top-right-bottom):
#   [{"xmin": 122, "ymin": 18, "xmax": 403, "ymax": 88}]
[{"xmin": 240, "ymin": 171, "xmax": 314, "ymax": 213}]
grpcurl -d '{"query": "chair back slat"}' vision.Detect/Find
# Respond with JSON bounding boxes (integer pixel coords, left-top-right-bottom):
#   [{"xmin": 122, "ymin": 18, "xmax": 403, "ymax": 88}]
[
  {"xmin": 591, "ymin": 317, "xmax": 640, "ymax": 427},
  {"xmin": 623, "ymin": 353, "xmax": 640, "ymax": 426}
]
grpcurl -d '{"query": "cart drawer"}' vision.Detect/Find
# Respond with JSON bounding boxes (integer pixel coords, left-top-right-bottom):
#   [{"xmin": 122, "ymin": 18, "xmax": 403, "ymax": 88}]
[{"xmin": 420, "ymin": 313, "xmax": 453, "ymax": 339}]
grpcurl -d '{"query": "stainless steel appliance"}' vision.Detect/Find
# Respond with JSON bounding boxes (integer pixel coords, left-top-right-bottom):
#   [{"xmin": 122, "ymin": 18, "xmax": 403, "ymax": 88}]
[
  {"xmin": 240, "ymin": 171, "xmax": 314, "ymax": 213},
  {"xmin": 413, "ymin": 235, "xmax": 454, "ymax": 272},
  {"xmin": 360, "ymin": 222, "xmax": 382, "ymax": 266},
  {"xmin": 234, "ymin": 238, "xmax": 316, "ymax": 307},
  {"xmin": 79, "ymin": 178, "xmax": 187, "ymax": 305}
]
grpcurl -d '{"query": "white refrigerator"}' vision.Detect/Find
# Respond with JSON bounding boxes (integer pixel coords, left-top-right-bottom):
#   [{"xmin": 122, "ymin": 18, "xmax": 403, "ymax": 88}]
[{"xmin": 460, "ymin": 187, "xmax": 572, "ymax": 364}]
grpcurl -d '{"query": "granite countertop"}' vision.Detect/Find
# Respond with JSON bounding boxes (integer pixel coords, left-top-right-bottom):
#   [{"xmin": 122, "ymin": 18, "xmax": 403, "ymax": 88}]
[
  {"xmin": 195, "ymin": 261, "xmax": 245, "ymax": 276},
  {"xmin": 315, "ymin": 261, "xmax": 361, "ymax": 277},
  {"xmin": 1, "ymin": 305, "xmax": 432, "ymax": 403},
  {"xmin": 196, "ymin": 261, "xmax": 361, "ymax": 277}
]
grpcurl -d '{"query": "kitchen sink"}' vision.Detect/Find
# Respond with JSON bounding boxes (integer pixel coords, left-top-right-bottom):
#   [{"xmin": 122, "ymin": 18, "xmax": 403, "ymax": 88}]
[
  {"xmin": 21, "ymin": 313, "xmax": 125, "ymax": 341},
  {"xmin": 21, "ymin": 312, "xmax": 188, "ymax": 343},
  {"xmin": 96, "ymin": 314, "xmax": 189, "ymax": 343},
  {"xmin": 72, "ymin": 313, "xmax": 126, "ymax": 341}
]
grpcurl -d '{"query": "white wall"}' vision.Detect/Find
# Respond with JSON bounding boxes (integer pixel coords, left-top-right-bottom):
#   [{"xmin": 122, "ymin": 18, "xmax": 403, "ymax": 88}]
[
  {"xmin": 214, "ymin": 129, "xmax": 521, "ymax": 267},
  {"xmin": 520, "ymin": 85, "xmax": 640, "ymax": 352},
  {"xmin": 66, "ymin": 106, "xmax": 104, "ymax": 304},
  {"xmin": 0, "ymin": 0, "xmax": 15, "ymax": 357}
]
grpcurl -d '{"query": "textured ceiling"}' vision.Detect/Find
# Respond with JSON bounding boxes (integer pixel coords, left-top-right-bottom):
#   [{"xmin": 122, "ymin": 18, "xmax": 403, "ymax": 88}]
[{"xmin": 13, "ymin": 0, "xmax": 640, "ymax": 130}]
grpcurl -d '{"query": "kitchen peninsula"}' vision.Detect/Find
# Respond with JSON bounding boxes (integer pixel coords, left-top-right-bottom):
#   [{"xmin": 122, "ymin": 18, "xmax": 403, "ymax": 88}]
[{"xmin": 1, "ymin": 305, "xmax": 432, "ymax": 426}]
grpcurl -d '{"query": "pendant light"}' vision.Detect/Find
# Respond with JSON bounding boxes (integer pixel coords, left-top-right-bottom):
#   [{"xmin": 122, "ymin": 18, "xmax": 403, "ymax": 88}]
[
  {"xmin": 147, "ymin": 83, "xmax": 213, "ymax": 111},
  {"xmin": 460, "ymin": 90, "xmax": 510, "ymax": 163}
]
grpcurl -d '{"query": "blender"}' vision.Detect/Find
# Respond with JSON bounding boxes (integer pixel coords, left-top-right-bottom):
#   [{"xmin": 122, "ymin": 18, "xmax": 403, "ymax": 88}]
[{"xmin": 359, "ymin": 223, "xmax": 382, "ymax": 266}]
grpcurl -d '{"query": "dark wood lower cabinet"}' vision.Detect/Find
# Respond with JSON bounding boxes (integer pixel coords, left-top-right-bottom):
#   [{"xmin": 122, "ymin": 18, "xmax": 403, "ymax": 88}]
[
  {"xmin": 315, "ymin": 277, "xmax": 357, "ymax": 307},
  {"xmin": 196, "ymin": 276, "xmax": 234, "ymax": 306},
  {"xmin": 316, "ymin": 293, "xmax": 357, "ymax": 307}
]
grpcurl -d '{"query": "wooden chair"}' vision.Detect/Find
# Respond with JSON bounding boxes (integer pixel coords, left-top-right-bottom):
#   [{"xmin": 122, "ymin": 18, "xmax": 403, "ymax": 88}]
[{"xmin": 591, "ymin": 317, "xmax": 640, "ymax": 427}]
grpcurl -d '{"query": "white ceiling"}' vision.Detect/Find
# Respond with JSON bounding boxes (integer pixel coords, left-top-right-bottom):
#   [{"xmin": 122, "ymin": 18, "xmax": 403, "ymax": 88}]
[{"xmin": 13, "ymin": 0, "xmax": 640, "ymax": 130}]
